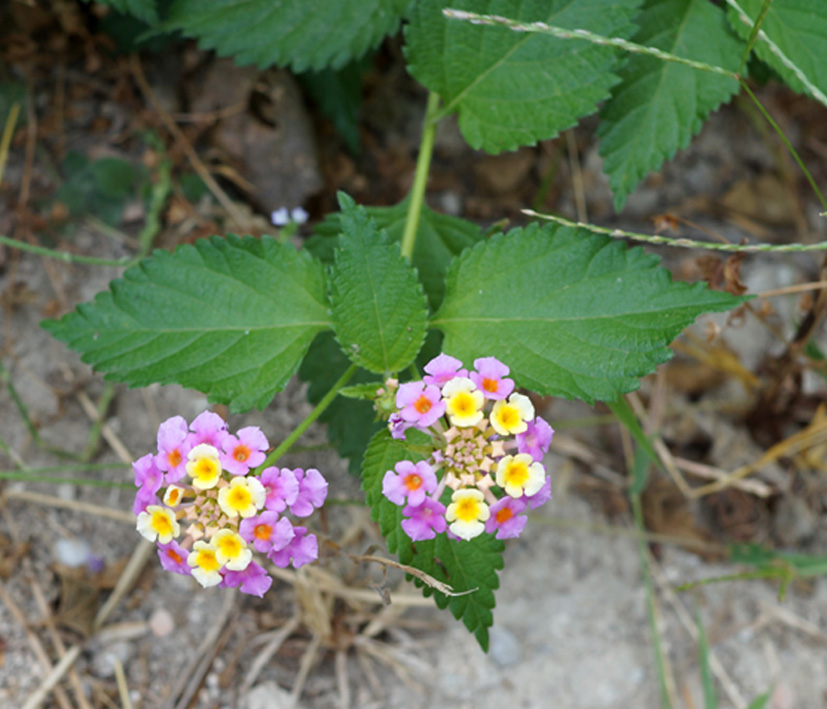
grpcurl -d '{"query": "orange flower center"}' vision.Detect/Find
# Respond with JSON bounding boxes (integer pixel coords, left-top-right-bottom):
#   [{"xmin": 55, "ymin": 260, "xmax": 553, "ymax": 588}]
[
  {"xmin": 496, "ymin": 507, "xmax": 514, "ymax": 524},
  {"xmin": 482, "ymin": 377, "xmax": 499, "ymax": 393},
  {"xmin": 166, "ymin": 548, "xmax": 183, "ymax": 564},
  {"xmin": 414, "ymin": 395, "xmax": 432, "ymax": 414},
  {"xmin": 233, "ymin": 445, "xmax": 251, "ymax": 462},
  {"xmin": 254, "ymin": 524, "xmax": 272, "ymax": 541},
  {"xmin": 404, "ymin": 474, "xmax": 422, "ymax": 491},
  {"xmin": 168, "ymin": 449, "xmax": 182, "ymax": 467}
]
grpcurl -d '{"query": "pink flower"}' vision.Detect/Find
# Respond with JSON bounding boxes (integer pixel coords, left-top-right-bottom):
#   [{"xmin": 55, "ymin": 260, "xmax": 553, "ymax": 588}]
[
  {"xmin": 471, "ymin": 357, "xmax": 515, "ymax": 400},
  {"xmin": 154, "ymin": 416, "xmax": 192, "ymax": 483},
  {"xmin": 396, "ymin": 381, "xmax": 446, "ymax": 427},
  {"xmin": 220, "ymin": 426, "xmax": 268, "ymax": 476},
  {"xmin": 189, "ymin": 411, "xmax": 227, "ymax": 447},
  {"xmin": 289, "ymin": 468, "xmax": 328, "ymax": 517},
  {"xmin": 485, "ymin": 498, "xmax": 527, "ymax": 539},
  {"xmin": 382, "ymin": 460, "xmax": 437, "ymax": 507},
  {"xmin": 239, "ymin": 511, "xmax": 294, "ymax": 554},
  {"xmin": 389, "ymin": 413, "xmax": 414, "ymax": 440},
  {"xmin": 260, "ymin": 467, "xmax": 300, "ymax": 512},
  {"xmin": 221, "ymin": 561, "xmax": 273, "ymax": 597},
  {"xmin": 423, "ymin": 353, "xmax": 466, "ymax": 387},
  {"xmin": 157, "ymin": 540, "xmax": 192, "ymax": 575},
  {"xmin": 133, "ymin": 454, "xmax": 162, "ymax": 514},
  {"xmin": 268, "ymin": 527, "xmax": 318, "ymax": 569},
  {"xmin": 401, "ymin": 498, "xmax": 447, "ymax": 541},
  {"xmin": 516, "ymin": 417, "xmax": 554, "ymax": 462}
]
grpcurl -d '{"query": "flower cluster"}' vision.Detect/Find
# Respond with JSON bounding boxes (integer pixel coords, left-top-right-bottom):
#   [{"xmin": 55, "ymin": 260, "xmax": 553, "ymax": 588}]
[
  {"xmin": 133, "ymin": 411, "xmax": 327, "ymax": 596},
  {"xmin": 383, "ymin": 355, "xmax": 553, "ymax": 542}
]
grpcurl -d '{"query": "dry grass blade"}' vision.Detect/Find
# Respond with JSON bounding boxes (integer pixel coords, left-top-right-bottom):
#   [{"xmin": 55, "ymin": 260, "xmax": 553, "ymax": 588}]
[
  {"xmin": 290, "ymin": 632, "xmax": 323, "ymax": 708},
  {"xmin": 648, "ymin": 555, "xmax": 747, "ymax": 709},
  {"xmin": 353, "ymin": 553, "xmax": 475, "ymax": 597},
  {"xmin": 1, "ymin": 489, "xmax": 134, "ymax": 522},
  {"xmin": 240, "ymin": 616, "xmax": 302, "ymax": 696},
  {"xmin": 112, "ymin": 656, "xmax": 133, "ymax": 709},
  {"xmin": 693, "ymin": 405, "xmax": 827, "ymax": 497},
  {"xmin": 166, "ymin": 591, "xmax": 237, "ymax": 709},
  {"xmin": 0, "ymin": 580, "xmax": 74, "ymax": 709}
]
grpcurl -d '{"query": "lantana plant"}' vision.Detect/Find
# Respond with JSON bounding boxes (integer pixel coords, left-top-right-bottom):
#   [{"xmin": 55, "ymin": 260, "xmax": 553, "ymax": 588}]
[
  {"xmin": 40, "ymin": 0, "xmax": 827, "ymax": 649},
  {"xmin": 133, "ymin": 411, "xmax": 326, "ymax": 596}
]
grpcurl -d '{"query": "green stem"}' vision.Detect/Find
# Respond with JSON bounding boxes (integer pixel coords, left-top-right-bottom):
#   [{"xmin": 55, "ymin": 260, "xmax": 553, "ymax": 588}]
[
  {"xmin": 82, "ymin": 382, "xmax": 116, "ymax": 462},
  {"xmin": 400, "ymin": 92, "xmax": 441, "ymax": 261},
  {"xmin": 632, "ymin": 493, "xmax": 674, "ymax": 709},
  {"xmin": 736, "ymin": 0, "xmax": 773, "ymax": 77},
  {"xmin": 740, "ymin": 81, "xmax": 827, "ymax": 212},
  {"xmin": 0, "ymin": 235, "xmax": 137, "ymax": 267},
  {"xmin": 258, "ymin": 363, "xmax": 359, "ymax": 470}
]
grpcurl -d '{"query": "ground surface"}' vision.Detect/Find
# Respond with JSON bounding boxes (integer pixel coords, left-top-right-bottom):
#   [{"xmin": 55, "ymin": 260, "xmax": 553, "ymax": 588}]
[{"xmin": 2, "ymin": 5, "xmax": 827, "ymax": 708}]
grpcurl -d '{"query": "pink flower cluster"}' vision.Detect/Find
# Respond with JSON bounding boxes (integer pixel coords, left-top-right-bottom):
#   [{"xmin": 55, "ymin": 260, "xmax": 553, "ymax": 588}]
[
  {"xmin": 133, "ymin": 411, "xmax": 327, "ymax": 597},
  {"xmin": 383, "ymin": 355, "xmax": 553, "ymax": 542}
]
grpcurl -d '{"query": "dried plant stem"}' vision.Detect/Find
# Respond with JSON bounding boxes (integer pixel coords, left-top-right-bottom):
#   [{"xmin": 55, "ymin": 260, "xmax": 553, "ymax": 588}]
[
  {"xmin": 1, "ymin": 489, "xmax": 134, "ymax": 522},
  {"xmin": 525, "ymin": 211, "xmax": 827, "ymax": 252},
  {"xmin": 130, "ymin": 54, "xmax": 247, "ymax": 229},
  {"xmin": 0, "ymin": 580, "xmax": 74, "ymax": 709},
  {"xmin": 241, "ymin": 617, "xmax": 302, "ymax": 696}
]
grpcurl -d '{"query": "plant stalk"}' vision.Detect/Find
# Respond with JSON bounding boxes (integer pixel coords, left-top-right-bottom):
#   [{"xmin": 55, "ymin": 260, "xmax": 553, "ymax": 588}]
[
  {"xmin": 258, "ymin": 363, "xmax": 359, "ymax": 469},
  {"xmin": 400, "ymin": 91, "xmax": 441, "ymax": 261}
]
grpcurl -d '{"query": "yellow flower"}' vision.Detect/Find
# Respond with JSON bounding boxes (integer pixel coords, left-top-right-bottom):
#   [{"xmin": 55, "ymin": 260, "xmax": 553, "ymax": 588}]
[
  {"xmin": 442, "ymin": 377, "xmax": 484, "ymax": 427},
  {"xmin": 496, "ymin": 454, "xmax": 545, "ymax": 498},
  {"xmin": 218, "ymin": 476, "xmax": 266, "ymax": 519},
  {"xmin": 187, "ymin": 541, "xmax": 223, "ymax": 587},
  {"xmin": 445, "ymin": 489, "xmax": 489, "ymax": 540},
  {"xmin": 212, "ymin": 529, "xmax": 252, "ymax": 571},
  {"xmin": 490, "ymin": 393, "xmax": 534, "ymax": 436},
  {"xmin": 136, "ymin": 505, "xmax": 180, "ymax": 544},
  {"xmin": 186, "ymin": 444, "xmax": 222, "ymax": 490}
]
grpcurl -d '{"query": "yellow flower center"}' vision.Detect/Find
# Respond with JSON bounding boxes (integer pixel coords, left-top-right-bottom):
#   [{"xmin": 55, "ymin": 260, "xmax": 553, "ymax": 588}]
[
  {"xmin": 228, "ymin": 486, "xmax": 252, "ymax": 510},
  {"xmin": 496, "ymin": 405, "xmax": 520, "ymax": 429},
  {"xmin": 151, "ymin": 510, "xmax": 173, "ymax": 536},
  {"xmin": 504, "ymin": 460, "xmax": 529, "ymax": 488},
  {"xmin": 195, "ymin": 548, "xmax": 220, "ymax": 572},
  {"xmin": 456, "ymin": 496, "xmax": 481, "ymax": 522},
  {"xmin": 450, "ymin": 392, "xmax": 476, "ymax": 417},
  {"xmin": 217, "ymin": 534, "xmax": 242, "ymax": 558}
]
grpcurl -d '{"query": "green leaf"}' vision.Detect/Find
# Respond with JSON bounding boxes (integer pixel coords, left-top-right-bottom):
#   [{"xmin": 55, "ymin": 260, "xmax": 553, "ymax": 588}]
[
  {"xmin": 54, "ymin": 153, "xmax": 143, "ymax": 226},
  {"xmin": 163, "ymin": 0, "xmax": 410, "ymax": 71},
  {"xmin": 330, "ymin": 195, "xmax": 428, "ymax": 374},
  {"xmin": 308, "ymin": 198, "xmax": 484, "ymax": 310},
  {"xmin": 727, "ymin": 0, "xmax": 827, "ymax": 105},
  {"xmin": 432, "ymin": 223, "xmax": 745, "ymax": 404},
  {"xmin": 43, "ymin": 236, "xmax": 331, "ymax": 411},
  {"xmin": 83, "ymin": 0, "xmax": 159, "ymax": 25},
  {"xmin": 362, "ymin": 429, "xmax": 504, "ymax": 650},
  {"xmin": 299, "ymin": 331, "xmax": 382, "ymax": 475},
  {"xmin": 598, "ymin": 0, "xmax": 742, "ymax": 210},
  {"xmin": 405, "ymin": 0, "xmax": 642, "ymax": 153},
  {"xmin": 339, "ymin": 382, "xmax": 385, "ymax": 400},
  {"xmin": 298, "ymin": 58, "xmax": 370, "ymax": 155},
  {"xmin": 747, "ymin": 691, "xmax": 772, "ymax": 709}
]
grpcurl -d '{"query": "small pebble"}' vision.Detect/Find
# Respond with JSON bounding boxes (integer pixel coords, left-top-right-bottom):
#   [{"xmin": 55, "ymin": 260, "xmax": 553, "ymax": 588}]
[
  {"xmin": 149, "ymin": 608, "xmax": 175, "ymax": 637},
  {"xmin": 54, "ymin": 538, "xmax": 91, "ymax": 568},
  {"xmin": 488, "ymin": 625, "xmax": 522, "ymax": 668}
]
